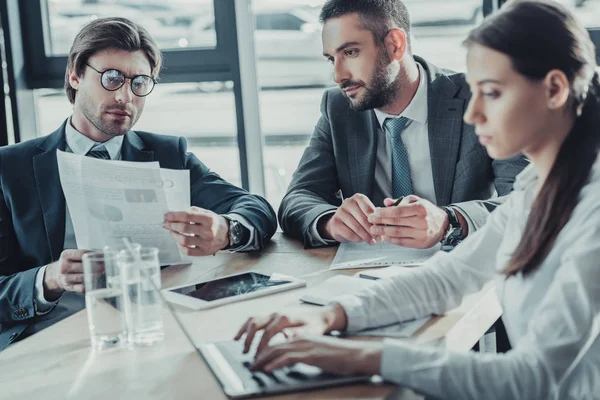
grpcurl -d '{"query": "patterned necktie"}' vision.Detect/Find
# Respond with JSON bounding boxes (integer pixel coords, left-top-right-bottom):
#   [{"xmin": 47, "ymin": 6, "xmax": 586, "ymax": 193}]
[
  {"xmin": 86, "ymin": 146, "xmax": 110, "ymax": 160},
  {"xmin": 384, "ymin": 117, "xmax": 413, "ymax": 198}
]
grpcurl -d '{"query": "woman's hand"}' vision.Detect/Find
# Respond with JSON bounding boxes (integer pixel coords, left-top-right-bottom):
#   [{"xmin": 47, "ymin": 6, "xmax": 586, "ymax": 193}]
[
  {"xmin": 234, "ymin": 304, "xmax": 348, "ymax": 354},
  {"xmin": 251, "ymin": 336, "xmax": 383, "ymax": 376}
]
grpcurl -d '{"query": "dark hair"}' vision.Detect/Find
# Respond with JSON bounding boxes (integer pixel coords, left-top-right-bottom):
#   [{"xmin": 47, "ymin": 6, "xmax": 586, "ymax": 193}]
[
  {"xmin": 466, "ymin": 0, "xmax": 600, "ymax": 276},
  {"xmin": 319, "ymin": 0, "xmax": 412, "ymax": 52},
  {"xmin": 64, "ymin": 17, "xmax": 163, "ymax": 104}
]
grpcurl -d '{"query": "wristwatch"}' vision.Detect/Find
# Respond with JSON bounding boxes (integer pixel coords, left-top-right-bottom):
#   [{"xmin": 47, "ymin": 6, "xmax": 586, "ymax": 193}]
[
  {"xmin": 440, "ymin": 206, "xmax": 463, "ymax": 250},
  {"xmin": 222, "ymin": 215, "xmax": 251, "ymax": 250}
]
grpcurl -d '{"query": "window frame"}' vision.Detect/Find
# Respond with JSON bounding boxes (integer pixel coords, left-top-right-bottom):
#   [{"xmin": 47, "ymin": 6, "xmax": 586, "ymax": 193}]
[{"xmin": 19, "ymin": 1, "xmax": 240, "ymax": 87}]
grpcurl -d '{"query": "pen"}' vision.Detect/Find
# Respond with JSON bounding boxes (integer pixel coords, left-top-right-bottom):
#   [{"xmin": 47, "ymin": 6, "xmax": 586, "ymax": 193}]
[{"xmin": 392, "ymin": 196, "xmax": 404, "ymax": 207}]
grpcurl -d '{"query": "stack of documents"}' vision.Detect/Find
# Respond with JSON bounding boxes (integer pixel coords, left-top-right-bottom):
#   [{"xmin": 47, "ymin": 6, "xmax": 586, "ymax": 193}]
[{"xmin": 329, "ymin": 241, "xmax": 440, "ymax": 270}]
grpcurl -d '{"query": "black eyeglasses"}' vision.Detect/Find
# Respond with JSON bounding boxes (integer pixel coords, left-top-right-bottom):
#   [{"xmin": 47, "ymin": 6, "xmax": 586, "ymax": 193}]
[{"xmin": 85, "ymin": 64, "xmax": 157, "ymax": 97}]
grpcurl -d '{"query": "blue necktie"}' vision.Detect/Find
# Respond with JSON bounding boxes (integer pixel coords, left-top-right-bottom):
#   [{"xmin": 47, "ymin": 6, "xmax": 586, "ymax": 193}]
[
  {"xmin": 384, "ymin": 117, "xmax": 413, "ymax": 198},
  {"xmin": 86, "ymin": 146, "xmax": 110, "ymax": 160}
]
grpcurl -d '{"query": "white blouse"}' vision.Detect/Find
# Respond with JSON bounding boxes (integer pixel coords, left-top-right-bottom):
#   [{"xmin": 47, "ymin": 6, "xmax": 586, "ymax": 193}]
[{"xmin": 335, "ymin": 162, "xmax": 600, "ymax": 400}]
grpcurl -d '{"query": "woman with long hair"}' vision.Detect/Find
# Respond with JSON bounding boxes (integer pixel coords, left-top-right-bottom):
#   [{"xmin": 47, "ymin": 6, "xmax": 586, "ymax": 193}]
[{"xmin": 235, "ymin": 1, "xmax": 600, "ymax": 398}]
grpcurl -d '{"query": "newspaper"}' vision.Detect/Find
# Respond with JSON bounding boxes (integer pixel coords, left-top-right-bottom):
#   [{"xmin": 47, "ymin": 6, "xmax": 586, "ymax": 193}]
[
  {"xmin": 57, "ymin": 150, "xmax": 190, "ymax": 265},
  {"xmin": 329, "ymin": 241, "xmax": 441, "ymax": 270}
]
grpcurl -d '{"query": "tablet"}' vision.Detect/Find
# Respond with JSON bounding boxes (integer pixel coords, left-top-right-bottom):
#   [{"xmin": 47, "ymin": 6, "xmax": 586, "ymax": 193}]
[{"xmin": 162, "ymin": 272, "xmax": 306, "ymax": 310}]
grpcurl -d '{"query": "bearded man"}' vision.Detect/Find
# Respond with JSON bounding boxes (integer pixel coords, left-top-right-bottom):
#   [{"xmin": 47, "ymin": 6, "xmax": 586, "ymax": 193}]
[{"xmin": 278, "ymin": 0, "xmax": 528, "ymax": 250}]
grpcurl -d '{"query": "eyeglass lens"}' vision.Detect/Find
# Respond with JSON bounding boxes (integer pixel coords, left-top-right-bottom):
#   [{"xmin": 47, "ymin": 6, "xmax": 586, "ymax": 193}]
[{"xmin": 101, "ymin": 69, "xmax": 154, "ymax": 96}]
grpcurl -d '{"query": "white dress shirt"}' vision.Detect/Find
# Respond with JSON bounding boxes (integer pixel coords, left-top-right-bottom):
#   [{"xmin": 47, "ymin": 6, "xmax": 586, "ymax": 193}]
[
  {"xmin": 35, "ymin": 119, "xmax": 257, "ymax": 312},
  {"xmin": 334, "ymin": 161, "xmax": 600, "ymax": 399}
]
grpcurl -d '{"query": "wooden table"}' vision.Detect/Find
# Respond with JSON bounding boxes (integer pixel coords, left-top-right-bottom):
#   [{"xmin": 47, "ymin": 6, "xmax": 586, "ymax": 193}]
[{"xmin": 0, "ymin": 234, "xmax": 501, "ymax": 400}]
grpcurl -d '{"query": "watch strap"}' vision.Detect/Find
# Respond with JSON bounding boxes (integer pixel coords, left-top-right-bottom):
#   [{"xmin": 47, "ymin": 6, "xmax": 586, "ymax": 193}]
[{"xmin": 440, "ymin": 206, "xmax": 463, "ymax": 248}]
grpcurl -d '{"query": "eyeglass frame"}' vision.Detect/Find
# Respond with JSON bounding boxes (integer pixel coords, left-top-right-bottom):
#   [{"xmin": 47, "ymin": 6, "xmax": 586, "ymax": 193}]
[{"xmin": 85, "ymin": 64, "xmax": 157, "ymax": 97}]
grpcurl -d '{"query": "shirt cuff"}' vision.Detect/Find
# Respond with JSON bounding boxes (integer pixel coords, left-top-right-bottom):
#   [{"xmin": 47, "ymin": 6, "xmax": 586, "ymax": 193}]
[
  {"xmin": 226, "ymin": 213, "xmax": 258, "ymax": 251},
  {"xmin": 329, "ymin": 295, "xmax": 369, "ymax": 332},
  {"xmin": 449, "ymin": 204, "xmax": 475, "ymax": 238},
  {"xmin": 34, "ymin": 265, "xmax": 60, "ymax": 315},
  {"xmin": 308, "ymin": 210, "xmax": 338, "ymax": 247},
  {"xmin": 380, "ymin": 338, "xmax": 417, "ymax": 384}
]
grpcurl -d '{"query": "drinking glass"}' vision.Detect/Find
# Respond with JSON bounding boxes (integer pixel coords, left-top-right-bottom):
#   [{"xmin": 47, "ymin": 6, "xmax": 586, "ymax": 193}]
[{"xmin": 117, "ymin": 246, "xmax": 164, "ymax": 346}]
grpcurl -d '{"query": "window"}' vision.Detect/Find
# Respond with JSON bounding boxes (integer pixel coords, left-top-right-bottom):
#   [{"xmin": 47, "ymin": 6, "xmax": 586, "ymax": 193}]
[
  {"xmin": 554, "ymin": 0, "xmax": 600, "ymax": 29},
  {"xmin": 256, "ymin": 13, "xmax": 306, "ymax": 31},
  {"xmin": 20, "ymin": 1, "xmax": 239, "ymax": 90},
  {"xmin": 409, "ymin": 0, "xmax": 483, "ymax": 71},
  {"xmin": 45, "ymin": 1, "xmax": 216, "ymax": 56}
]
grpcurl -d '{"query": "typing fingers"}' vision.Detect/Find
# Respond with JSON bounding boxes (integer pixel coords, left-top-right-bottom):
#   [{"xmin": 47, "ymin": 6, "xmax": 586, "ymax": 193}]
[
  {"xmin": 240, "ymin": 316, "xmax": 272, "ymax": 354},
  {"xmin": 256, "ymin": 319, "xmax": 289, "ymax": 356},
  {"xmin": 252, "ymin": 343, "xmax": 299, "ymax": 371}
]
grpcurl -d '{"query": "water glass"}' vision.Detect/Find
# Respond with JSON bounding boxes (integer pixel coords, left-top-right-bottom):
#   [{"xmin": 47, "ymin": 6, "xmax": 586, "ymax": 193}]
[
  {"xmin": 83, "ymin": 251, "xmax": 127, "ymax": 350},
  {"xmin": 117, "ymin": 246, "xmax": 164, "ymax": 346}
]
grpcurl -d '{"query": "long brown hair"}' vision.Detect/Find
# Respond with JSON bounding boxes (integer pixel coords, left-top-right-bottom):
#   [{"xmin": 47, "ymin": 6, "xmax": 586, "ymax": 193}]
[
  {"xmin": 466, "ymin": 0, "xmax": 600, "ymax": 276},
  {"xmin": 64, "ymin": 17, "xmax": 163, "ymax": 104}
]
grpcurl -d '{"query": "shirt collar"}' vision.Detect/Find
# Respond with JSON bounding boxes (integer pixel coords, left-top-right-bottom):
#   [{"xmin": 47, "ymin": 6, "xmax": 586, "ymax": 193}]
[
  {"xmin": 513, "ymin": 163, "xmax": 537, "ymax": 191},
  {"xmin": 374, "ymin": 63, "xmax": 429, "ymax": 129},
  {"xmin": 65, "ymin": 117, "xmax": 125, "ymax": 159}
]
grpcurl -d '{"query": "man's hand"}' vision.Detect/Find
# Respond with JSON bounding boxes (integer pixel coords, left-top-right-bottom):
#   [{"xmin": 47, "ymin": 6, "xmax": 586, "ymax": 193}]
[
  {"xmin": 43, "ymin": 249, "xmax": 89, "ymax": 301},
  {"xmin": 163, "ymin": 207, "xmax": 230, "ymax": 256},
  {"xmin": 367, "ymin": 195, "xmax": 449, "ymax": 249},
  {"xmin": 318, "ymin": 194, "xmax": 379, "ymax": 244}
]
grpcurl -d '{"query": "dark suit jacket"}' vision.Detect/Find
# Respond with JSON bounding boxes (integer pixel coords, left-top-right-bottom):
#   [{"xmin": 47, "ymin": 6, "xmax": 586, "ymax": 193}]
[
  {"xmin": 279, "ymin": 57, "xmax": 528, "ymax": 247},
  {"xmin": 0, "ymin": 120, "xmax": 277, "ymax": 350}
]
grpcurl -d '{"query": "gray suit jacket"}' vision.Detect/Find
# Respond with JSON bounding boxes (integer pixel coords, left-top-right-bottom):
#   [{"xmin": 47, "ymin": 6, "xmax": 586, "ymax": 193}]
[{"xmin": 279, "ymin": 57, "xmax": 528, "ymax": 247}]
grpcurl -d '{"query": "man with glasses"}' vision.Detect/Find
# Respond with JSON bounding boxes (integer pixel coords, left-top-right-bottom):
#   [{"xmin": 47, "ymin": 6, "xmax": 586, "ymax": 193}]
[{"xmin": 0, "ymin": 17, "xmax": 277, "ymax": 350}]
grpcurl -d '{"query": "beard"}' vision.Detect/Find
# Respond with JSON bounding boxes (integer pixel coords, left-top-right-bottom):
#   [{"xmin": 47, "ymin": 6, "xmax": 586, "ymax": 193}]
[
  {"xmin": 77, "ymin": 90, "xmax": 140, "ymax": 137},
  {"xmin": 341, "ymin": 48, "xmax": 401, "ymax": 112}
]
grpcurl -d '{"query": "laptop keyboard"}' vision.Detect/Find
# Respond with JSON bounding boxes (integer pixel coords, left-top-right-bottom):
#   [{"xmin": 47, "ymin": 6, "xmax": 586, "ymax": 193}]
[{"xmin": 207, "ymin": 337, "xmax": 361, "ymax": 396}]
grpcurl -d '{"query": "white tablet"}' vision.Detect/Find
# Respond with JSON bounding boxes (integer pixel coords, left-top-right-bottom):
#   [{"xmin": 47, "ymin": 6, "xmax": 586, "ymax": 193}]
[{"xmin": 162, "ymin": 272, "xmax": 306, "ymax": 310}]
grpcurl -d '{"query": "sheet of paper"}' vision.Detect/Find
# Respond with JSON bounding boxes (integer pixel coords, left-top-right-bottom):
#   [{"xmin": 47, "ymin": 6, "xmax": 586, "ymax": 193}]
[
  {"xmin": 299, "ymin": 275, "xmax": 430, "ymax": 338},
  {"xmin": 299, "ymin": 275, "xmax": 377, "ymax": 306},
  {"xmin": 57, "ymin": 150, "xmax": 190, "ymax": 265},
  {"xmin": 161, "ymin": 168, "xmax": 190, "ymax": 212},
  {"xmin": 330, "ymin": 241, "xmax": 441, "ymax": 270}
]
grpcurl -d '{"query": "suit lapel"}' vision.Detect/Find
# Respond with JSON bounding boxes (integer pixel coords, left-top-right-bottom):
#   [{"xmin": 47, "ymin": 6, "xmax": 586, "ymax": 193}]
[
  {"xmin": 347, "ymin": 110, "xmax": 378, "ymax": 197},
  {"xmin": 121, "ymin": 131, "xmax": 154, "ymax": 162},
  {"xmin": 33, "ymin": 123, "xmax": 68, "ymax": 260},
  {"xmin": 420, "ymin": 59, "xmax": 465, "ymax": 206}
]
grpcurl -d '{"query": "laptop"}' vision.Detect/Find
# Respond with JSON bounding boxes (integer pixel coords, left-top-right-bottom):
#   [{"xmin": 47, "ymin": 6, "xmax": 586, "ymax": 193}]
[{"xmin": 159, "ymin": 282, "xmax": 376, "ymax": 398}]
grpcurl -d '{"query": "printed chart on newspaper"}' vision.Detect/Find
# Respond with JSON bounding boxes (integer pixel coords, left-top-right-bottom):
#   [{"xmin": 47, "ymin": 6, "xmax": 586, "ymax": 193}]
[{"xmin": 57, "ymin": 150, "xmax": 190, "ymax": 265}]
